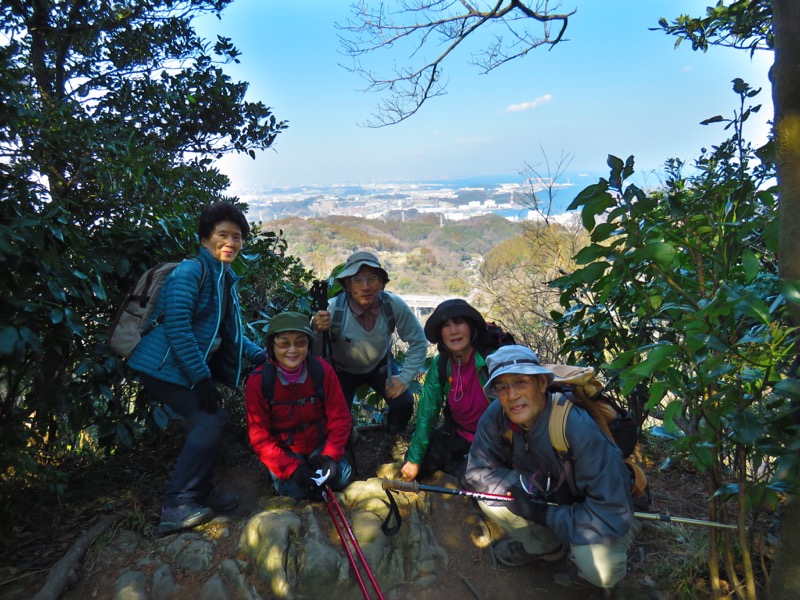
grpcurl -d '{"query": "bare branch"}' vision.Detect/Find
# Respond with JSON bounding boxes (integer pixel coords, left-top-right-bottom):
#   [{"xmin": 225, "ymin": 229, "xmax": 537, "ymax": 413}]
[
  {"xmin": 518, "ymin": 146, "xmax": 574, "ymax": 222},
  {"xmin": 469, "ymin": 148, "xmax": 586, "ymax": 361},
  {"xmin": 338, "ymin": 1, "xmax": 575, "ymax": 126}
]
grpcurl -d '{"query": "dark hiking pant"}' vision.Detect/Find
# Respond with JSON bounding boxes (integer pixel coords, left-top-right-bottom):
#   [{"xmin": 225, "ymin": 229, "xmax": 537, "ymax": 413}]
[
  {"xmin": 139, "ymin": 374, "xmax": 228, "ymax": 507},
  {"xmin": 419, "ymin": 426, "xmax": 471, "ymax": 485},
  {"xmin": 336, "ymin": 356, "xmax": 413, "ymax": 433}
]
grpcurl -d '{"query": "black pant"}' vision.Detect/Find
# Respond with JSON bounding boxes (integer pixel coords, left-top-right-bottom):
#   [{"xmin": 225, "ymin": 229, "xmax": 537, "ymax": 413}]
[
  {"xmin": 335, "ymin": 357, "xmax": 413, "ymax": 433},
  {"xmin": 419, "ymin": 426, "xmax": 471, "ymax": 484},
  {"xmin": 139, "ymin": 374, "xmax": 228, "ymax": 507}
]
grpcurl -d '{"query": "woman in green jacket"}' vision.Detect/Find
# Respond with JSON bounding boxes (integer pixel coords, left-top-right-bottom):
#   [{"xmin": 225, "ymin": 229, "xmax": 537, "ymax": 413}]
[{"xmin": 401, "ymin": 299, "xmax": 492, "ymax": 483}]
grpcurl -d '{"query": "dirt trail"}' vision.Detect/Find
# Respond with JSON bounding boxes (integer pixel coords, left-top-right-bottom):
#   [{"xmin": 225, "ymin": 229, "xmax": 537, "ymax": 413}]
[{"xmin": 2, "ymin": 428, "xmax": 685, "ymax": 599}]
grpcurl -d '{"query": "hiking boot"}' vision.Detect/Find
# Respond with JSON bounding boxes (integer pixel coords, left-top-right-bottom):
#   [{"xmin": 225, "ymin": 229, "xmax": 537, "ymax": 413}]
[
  {"xmin": 199, "ymin": 488, "xmax": 239, "ymax": 512},
  {"xmin": 493, "ymin": 540, "xmax": 566, "ymax": 567},
  {"xmin": 158, "ymin": 503, "xmax": 213, "ymax": 535}
]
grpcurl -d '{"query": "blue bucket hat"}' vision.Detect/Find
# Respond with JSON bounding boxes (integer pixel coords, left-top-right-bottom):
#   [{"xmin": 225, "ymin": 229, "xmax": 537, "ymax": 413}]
[{"xmin": 483, "ymin": 345, "xmax": 554, "ymax": 398}]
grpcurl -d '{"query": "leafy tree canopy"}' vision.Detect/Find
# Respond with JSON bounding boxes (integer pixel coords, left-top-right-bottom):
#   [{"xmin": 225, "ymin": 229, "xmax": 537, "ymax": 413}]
[
  {"xmin": 656, "ymin": 0, "xmax": 773, "ymax": 55},
  {"xmin": 551, "ymin": 82, "xmax": 792, "ymax": 597},
  {"xmin": 0, "ymin": 1, "xmax": 291, "ymax": 474}
]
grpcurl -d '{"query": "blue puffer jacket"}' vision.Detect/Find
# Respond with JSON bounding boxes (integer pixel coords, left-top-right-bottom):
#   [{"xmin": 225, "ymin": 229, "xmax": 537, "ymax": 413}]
[{"xmin": 128, "ymin": 247, "xmax": 265, "ymax": 389}]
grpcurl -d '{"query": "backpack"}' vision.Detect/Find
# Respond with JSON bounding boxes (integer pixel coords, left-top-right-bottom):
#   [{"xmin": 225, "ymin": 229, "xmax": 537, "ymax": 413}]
[
  {"xmin": 259, "ymin": 356, "xmax": 327, "ymax": 444},
  {"xmin": 326, "ymin": 262, "xmax": 348, "ymax": 299},
  {"xmin": 109, "ymin": 259, "xmax": 205, "ymax": 358},
  {"xmin": 260, "ymin": 355, "xmax": 326, "ymax": 405},
  {"xmin": 328, "ymin": 290, "xmax": 396, "ymax": 343},
  {"xmin": 543, "ymin": 364, "xmax": 649, "ymax": 504},
  {"xmin": 478, "ymin": 322, "xmax": 517, "ymax": 356}
]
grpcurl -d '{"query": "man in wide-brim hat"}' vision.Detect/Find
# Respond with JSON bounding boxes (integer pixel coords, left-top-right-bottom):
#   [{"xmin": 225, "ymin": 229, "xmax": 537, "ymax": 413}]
[
  {"xmin": 311, "ymin": 251, "xmax": 427, "ymax": 433},
  {"xmin": 465, "ymin": 345, "xmax": 637, "ymax": 597}
]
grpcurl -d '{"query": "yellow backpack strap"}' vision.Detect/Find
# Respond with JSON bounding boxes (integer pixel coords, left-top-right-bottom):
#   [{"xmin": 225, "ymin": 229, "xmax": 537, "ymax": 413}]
[
  {"xmin": 570, "ymin": 386, "xmax": 617, "ymax": 445},
  {"xmin": 502, "ymin": 427, "xmax": 513, "ymax": 446},
  {"xmin": 626, "ymin": 459, "xmax": 649, "ymax": 497},
  {"xmin": 548, "ymin": 393, "xmax": 573, "ymax": 458}
]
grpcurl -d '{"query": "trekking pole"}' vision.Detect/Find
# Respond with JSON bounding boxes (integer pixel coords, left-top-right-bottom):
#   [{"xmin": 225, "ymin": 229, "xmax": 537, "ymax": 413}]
[
  {"xmin": 381, "ymin": 478, "xmax": 738, "ymax": 530},
  {"xmin": 631, "ymin": 512, "xmax": 737, "ymax": 529},
  {"xmin": 321, "ymin": 488, "xmax": 369, "ymax": 599},
  {"xmin": 310, "ymin": 280, "xmax": 357, "ymax": 473},
  {"xmin": 309, "ymin": 279, "xmax": 335, "ymax": 367},
  {"xmin": 322, "ymin": 485, "xmax": 385, "ymax": 600}
]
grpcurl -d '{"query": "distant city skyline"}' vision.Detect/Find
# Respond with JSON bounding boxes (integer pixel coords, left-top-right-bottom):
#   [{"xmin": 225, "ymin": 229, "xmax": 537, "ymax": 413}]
[
  {"xmin": 195, "ymin": 1, "xmax": 773, "ymax": 191},
  {"xmin": 240, "ymin": 176, "xmax": 584, "ymax": 225}
]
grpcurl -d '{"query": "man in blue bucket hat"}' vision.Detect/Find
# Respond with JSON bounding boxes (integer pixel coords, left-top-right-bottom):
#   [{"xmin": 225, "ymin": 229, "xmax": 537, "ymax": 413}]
[{"xmin": 465, "ymin": 345, "xmax": 636, "ymax": 598}]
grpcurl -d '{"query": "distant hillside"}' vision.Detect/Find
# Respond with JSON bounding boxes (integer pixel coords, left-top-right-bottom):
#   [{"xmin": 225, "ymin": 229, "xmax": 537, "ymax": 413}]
[{"xmin": 263, "ymin": 212, "xmax": 522, "ymax": 296}]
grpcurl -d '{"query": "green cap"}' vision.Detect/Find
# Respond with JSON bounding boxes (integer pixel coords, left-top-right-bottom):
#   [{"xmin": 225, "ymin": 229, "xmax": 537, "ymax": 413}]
[{"xmin": 266, "ymin": 312, "xmax": 313, "ymax": 337}]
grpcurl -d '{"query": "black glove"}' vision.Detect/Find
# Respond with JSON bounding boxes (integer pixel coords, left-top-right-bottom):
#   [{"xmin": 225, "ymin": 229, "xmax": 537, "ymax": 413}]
[
  {"xmin": 311, "ymin": 455, "xmax": 338, "ymax": 482},
  {"xmin": 290, "ymin": 462, "xmax": 316, "ymax": 491},
  {"xmin": 509, "ymin": 484, "xmax": 549, "ymax": 526},
  {"xmin": 195, "ymin": 379, "xmax": 220, "ymax": 414},
  {"xmin": 548, "ymin": 481, "xmax": 575, "ymax": 506},
  {"xmin": 252, "ymin": 351, "xmax": 267, "ymax": 366}
]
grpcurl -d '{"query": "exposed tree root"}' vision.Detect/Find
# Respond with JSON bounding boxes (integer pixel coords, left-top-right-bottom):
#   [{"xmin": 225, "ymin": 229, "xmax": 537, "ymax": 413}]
[{"xmin": 31, "ymin": 513, "xmax": 123, "ymax": 600}]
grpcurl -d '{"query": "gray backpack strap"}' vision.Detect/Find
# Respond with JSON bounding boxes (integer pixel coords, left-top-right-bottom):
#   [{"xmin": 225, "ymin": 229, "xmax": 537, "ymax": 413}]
[
  {"xmin": 330, "ymin": 291, "xmax": 395, "ymax": 342},
  {"xmin": 378, "ymin": 291, "xmax": 396, "ymax": 335},
  {"xmin": 329, "ymin": 293, "xmax": 346, "ymax": 342}
]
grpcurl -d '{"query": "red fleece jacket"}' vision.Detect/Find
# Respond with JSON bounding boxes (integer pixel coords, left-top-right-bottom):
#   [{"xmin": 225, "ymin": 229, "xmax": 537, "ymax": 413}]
[{"xmin": 245, "ymin": 357, "xmax": 352, "ymax": 479}]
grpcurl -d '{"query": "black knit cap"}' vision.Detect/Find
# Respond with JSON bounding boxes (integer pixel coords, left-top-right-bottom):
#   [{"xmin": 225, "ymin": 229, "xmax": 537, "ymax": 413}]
[{"xmin": 424, "ymin": 299, "xmax": 487, "ymax": 345}]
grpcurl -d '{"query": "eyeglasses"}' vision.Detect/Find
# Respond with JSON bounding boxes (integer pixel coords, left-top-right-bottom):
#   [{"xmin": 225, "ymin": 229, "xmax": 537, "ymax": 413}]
[
  {"xmin": 492, "ymin": 377, "xmax": 533, "ymax": 396},
  {"xmin": 351, "ymin": 275, "xmax": 380, "ymax": 286},
  {"xmin": 274, "ymin": 338, "xmax": 309, "ymax": 350},
  {"xmin": 212, "ymin": 231, "xmax": 243, "ymax": 245}
]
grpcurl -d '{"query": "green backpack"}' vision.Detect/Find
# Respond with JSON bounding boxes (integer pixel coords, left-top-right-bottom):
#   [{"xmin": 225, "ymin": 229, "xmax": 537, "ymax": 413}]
[{"xmin": 326, "ymin": 262, "xmax": 347, "ymax": 299}]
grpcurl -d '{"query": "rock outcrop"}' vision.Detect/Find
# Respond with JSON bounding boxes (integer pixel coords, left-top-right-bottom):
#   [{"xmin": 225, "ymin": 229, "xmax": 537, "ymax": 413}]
[{"xmin": 100, "ymin": 469, "xmax": 456, "ymax": 600}]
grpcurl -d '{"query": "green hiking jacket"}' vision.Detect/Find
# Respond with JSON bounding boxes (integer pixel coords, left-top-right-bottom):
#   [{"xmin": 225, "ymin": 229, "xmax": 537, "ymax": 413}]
[{"xmin": 405, "ymin": 351, "xmax": 491, "ymax": 465}]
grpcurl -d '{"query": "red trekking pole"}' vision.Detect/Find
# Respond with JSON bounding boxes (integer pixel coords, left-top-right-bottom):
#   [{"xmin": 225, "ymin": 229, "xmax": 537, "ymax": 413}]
[{"xmin": 321, "ymin": 485, "xmax": 385, "ymax": 600}]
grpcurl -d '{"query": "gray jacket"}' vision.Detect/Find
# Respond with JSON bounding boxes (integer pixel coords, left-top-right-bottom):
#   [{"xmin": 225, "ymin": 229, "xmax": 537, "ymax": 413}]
[
  {"xmin": 314, "ymin": 292, "xmax": 426, "ymax": 386},
  {"xmin": 465, "ymin": 397, "xmax": 634, "ymax": 546}
]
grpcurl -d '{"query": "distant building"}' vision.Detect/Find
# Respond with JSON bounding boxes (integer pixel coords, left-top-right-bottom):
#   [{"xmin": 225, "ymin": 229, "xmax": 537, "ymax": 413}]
[{"xmin": 239, "ymin": 179, "xmax": 577, "ymax": 225}]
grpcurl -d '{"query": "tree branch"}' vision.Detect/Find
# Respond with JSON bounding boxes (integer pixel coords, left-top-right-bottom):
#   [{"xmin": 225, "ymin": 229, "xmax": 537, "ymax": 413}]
[{"xmin": 338, "ymin": 0, "xmax": 575, "ymax": 126}]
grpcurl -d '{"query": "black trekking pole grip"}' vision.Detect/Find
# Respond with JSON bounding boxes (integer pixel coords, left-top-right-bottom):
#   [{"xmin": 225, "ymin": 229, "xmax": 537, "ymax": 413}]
[{"xmin": 381, "ymin": 478, "xmax": 511, "ymax": 503}]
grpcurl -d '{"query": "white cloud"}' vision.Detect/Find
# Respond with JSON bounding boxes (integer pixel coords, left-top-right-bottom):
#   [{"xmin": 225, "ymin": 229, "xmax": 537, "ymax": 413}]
[{"xmin": 506, "ymin": 94, "xmax": 553, "ymax": 113}]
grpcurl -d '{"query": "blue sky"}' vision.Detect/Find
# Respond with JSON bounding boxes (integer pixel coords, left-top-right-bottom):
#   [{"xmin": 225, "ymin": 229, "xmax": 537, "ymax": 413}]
[{"xmin": 195, "ymin": 1, "xmax": 773, "ymax": 190}]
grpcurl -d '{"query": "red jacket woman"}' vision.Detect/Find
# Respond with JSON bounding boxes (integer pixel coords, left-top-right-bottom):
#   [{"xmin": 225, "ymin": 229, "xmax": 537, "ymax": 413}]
[{"xmin": 246, "ymin": 312, "xmax": 352, "ymax": 499}]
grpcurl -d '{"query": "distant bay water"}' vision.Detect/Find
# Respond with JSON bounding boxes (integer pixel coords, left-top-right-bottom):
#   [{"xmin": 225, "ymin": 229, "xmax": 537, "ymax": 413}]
[{"xmin": 233, "ymin": 171, "xmax": 596, "ymax": 221}]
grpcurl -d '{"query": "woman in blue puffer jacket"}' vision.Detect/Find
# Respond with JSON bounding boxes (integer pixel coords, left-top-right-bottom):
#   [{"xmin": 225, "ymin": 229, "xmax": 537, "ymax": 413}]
[{"xmin": 129, "ymin": 202, "xmax": 266, "ymax": 535}]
